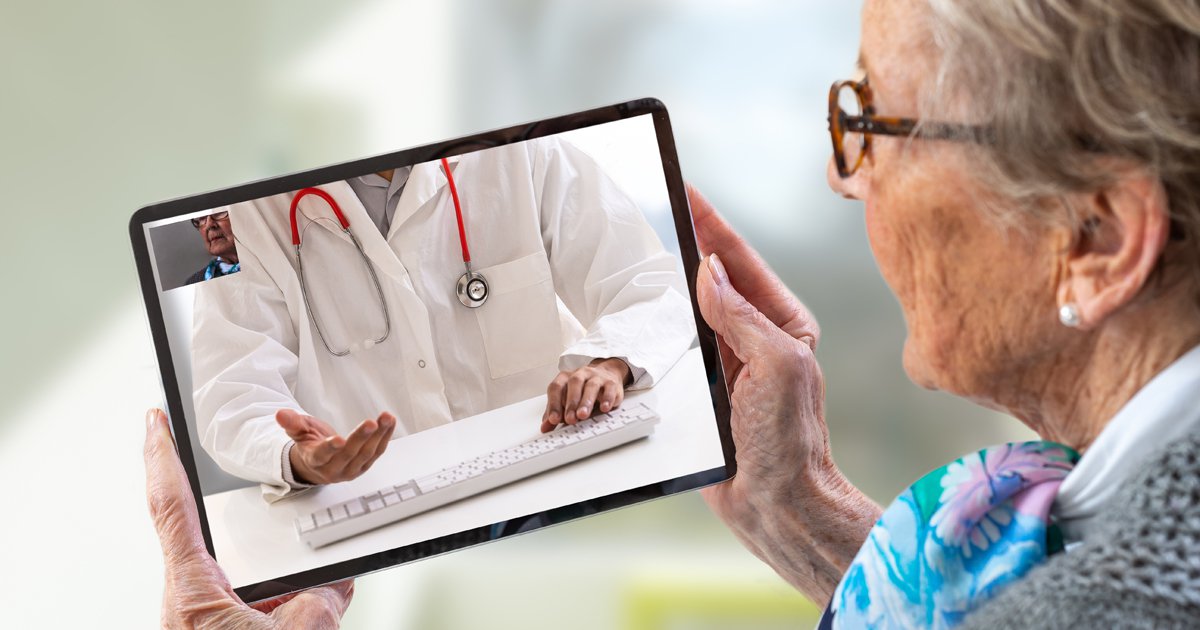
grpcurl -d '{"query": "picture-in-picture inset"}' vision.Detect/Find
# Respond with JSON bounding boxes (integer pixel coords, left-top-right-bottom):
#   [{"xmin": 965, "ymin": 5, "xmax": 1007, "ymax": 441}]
[{"xmin": 150, "ymin": 208, "xmax": 242, "ymax": 292}]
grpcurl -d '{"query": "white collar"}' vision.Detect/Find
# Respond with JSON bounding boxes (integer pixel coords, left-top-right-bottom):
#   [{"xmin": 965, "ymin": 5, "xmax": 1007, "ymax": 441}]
[{"xmin": 1054, "ymin": 343, "xmax": 1200, "ymax": 543}]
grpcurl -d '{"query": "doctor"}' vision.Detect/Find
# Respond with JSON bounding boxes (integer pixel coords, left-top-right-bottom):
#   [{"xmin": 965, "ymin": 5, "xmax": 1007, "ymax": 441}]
[{"xmin": 191, "ymin": 137, "xmax": 694, "ymax": 499}]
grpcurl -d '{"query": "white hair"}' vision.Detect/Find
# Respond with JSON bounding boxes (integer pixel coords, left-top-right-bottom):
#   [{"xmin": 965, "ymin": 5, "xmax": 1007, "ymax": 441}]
[{"xmin": 920, "ymin": 0, "xmax": 1200, "ymax": 289}]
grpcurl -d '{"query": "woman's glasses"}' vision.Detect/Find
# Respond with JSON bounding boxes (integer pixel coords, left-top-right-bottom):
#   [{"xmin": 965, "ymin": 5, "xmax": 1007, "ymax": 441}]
[
  {"xmin": 192, "ymin": 211, "xmax": 230, "ymax": 229},
  {"xmin": 827, "ymin": 78, "xmax": 989, "ymax": 178}
]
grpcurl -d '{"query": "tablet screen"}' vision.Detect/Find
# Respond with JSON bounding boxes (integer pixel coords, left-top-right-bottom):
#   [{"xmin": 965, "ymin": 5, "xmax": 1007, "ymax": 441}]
[{"xmin": 132, "ymin": 101, "xmax": 733, "ymax": 602}]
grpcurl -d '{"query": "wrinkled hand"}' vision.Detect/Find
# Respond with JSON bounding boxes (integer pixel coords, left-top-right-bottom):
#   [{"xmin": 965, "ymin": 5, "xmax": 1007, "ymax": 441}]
[
  {"xmin": 689, "ymin": 185, "xmax": 880, "ymax": 601},
  {"xmin": 276, "ymin": 410, "xmax": 396, "ymax": 485},
  {"xmin": 540, "ymin": 358, "xmax": 632, "ymax": 433},
  {"xmin": 145, "ymin": 408, "xmax": 354, "ymax": 629}
]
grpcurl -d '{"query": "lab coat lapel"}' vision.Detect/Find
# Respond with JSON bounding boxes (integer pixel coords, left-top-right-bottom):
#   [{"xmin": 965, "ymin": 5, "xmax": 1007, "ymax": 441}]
[
  {"xmin": 386, "ymin": 157, "xmax": 459, "ymax": 239},
  {"xmin": 306, "ymin": 182, "xmax": 414, "ymax": 286}
]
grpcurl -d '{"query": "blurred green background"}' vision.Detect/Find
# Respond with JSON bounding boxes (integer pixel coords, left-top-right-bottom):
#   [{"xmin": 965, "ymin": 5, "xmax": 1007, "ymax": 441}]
[{"xmin": 0, "ymin": 1, "xmax": 1032, "ymax": 627}]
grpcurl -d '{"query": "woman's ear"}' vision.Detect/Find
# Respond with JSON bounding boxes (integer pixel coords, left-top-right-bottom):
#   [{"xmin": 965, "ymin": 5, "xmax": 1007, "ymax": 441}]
[{"xmin": 1055, "ymin": 167, "xmax": 1171, "ymax": 330}]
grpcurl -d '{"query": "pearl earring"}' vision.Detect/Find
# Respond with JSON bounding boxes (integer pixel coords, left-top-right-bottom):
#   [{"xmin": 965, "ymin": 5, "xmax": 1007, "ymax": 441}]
[{"xmin": 1059, "ymin": 303, "xmax": 1081, "ymax": 328}]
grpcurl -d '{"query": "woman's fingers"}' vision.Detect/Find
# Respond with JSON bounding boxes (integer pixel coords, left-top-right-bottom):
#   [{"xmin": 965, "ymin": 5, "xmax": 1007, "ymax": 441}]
[
  {"xmin": 145, "ymin": 407, "xmax": 245, "ymax": 627},
  {"xmin": 697, "ymin": 254, "xmax": 781, "ymax": 362},
  {"xmin": 688, "ymin": 183, "xmax": 746, "ymax": 261},
  {"xmin": 272, "ymin": 580, "xmax": 355, "ymax": 627},
  {"xmin": 144, "ymin": 409, "xmax": 210, "ymax": 563},
  {"xmin": 687, "ymin": 184, "xmax": 820, "ymax": 348}
]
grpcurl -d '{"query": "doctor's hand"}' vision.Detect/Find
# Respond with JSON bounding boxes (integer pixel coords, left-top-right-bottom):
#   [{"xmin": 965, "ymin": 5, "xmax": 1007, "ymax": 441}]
[
  {"xmin": 276, "ymin": 410, "xmax": 396, "ymax": 485},
  {"xmin": 540, "ymin": 358, "xmax": 632, "ymax": 433},
  {"xmin": 688, "ymin": 185, "xmax": 881, "ymax": 602},
  {"xmin": 146, "ymin": 408, "xmax": 355, "ymax": 628}
]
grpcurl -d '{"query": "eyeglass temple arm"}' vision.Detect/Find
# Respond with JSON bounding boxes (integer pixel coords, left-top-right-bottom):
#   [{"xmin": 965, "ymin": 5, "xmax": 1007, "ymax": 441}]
[{"xmin": 842, "ymin": 113, "xmax": 992, "ymax": 143}]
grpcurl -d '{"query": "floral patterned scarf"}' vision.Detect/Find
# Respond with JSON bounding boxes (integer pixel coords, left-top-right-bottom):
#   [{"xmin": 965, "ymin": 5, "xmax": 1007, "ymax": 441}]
[
  {"xmin": 203, "ymin": 257, "xmax": 240, "ymax": 281},
  {"xmin": 821, "ymin": 441, "xmax": 1079, "ymax": 629}
]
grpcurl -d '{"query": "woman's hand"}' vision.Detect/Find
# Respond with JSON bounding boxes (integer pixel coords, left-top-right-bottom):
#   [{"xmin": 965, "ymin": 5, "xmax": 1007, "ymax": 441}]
[
  {"xmin": 689, "ymin": 185, "xmax": 881, "ymax": 602},
  {"xmin": 146, "ymin": 408, "xmax": 355, "ymax": 628}
]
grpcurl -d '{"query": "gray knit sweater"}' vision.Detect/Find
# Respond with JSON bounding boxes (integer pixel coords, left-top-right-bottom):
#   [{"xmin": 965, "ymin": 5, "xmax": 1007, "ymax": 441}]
[{"xmin": 959, "ymin": 432, "xmax": 1200, "ymax": 628}]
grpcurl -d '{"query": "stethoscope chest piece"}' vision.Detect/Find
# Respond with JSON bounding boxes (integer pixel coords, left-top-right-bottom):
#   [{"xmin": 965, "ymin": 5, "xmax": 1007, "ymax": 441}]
[{"xmin": 457, "ymin": 266, "xmax": 489, "ymax": 308}]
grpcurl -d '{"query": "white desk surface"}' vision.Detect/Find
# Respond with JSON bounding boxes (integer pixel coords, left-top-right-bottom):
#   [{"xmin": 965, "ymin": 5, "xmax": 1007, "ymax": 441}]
[{"xmin": 204, "ymin": 347, "xmax": 725, "ymax": 588}]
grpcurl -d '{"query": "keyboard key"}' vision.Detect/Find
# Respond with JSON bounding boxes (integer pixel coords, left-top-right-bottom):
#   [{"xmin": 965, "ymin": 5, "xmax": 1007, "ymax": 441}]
[{"xmin": 415, "ymin": 476, "xmax": 451, "ymax": 494}]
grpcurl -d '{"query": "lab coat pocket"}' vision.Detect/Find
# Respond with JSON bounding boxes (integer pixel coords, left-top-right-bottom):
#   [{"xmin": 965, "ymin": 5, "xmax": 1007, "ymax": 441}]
[{"xmin": 474, "ymin": 252, "xmax": 562, "ymax": 379}]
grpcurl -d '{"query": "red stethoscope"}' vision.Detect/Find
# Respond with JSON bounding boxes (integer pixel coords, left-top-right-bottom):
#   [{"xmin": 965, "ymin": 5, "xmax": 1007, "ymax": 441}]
[
  {"xmin": 288, "ymin": 157, "xmax": 488, "ymax": 356},
  {"xmin": 439, "ymin": 158, "xmax": 491, "ymax": 309}
]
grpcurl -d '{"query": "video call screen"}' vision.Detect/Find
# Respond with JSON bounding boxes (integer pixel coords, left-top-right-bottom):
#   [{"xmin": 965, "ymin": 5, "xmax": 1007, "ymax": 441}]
[{"xmin": 136, "ymin": 109, "xmax": 731, "ymax": 599}]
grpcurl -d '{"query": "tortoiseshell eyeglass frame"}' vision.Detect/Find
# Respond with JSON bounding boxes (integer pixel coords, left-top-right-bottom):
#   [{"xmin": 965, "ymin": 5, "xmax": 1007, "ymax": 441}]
[{"xmin": 828, "ymin": 78, "xmax": 991, "ymax": 178}]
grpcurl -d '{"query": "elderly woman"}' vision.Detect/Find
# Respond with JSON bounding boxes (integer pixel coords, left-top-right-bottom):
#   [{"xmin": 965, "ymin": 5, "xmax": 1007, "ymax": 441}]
[
  {"xmin": 696, "ymin": 0, "xmax": 1200, "ymax": 626},
  {"xmin": 142, "ymin": 0, "xmax": 1199, "ymax": 627}
]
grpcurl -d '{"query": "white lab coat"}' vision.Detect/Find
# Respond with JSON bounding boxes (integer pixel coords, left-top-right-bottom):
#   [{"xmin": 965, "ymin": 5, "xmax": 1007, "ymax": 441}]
[{"xmin": 191, "ymin": 138, "xmax": 694, "ymax": 499}]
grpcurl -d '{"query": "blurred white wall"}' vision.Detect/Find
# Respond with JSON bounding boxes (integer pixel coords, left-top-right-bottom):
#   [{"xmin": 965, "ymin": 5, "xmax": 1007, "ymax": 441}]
[{"xmin": 0, "ymin": 1, "xmax": 1034, "ymax": 627}]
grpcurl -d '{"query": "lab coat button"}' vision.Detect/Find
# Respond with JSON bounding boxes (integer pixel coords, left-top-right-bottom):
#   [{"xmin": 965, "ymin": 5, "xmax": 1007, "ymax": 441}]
[{"xmin": 418, "ymin": 359, "xmax": 426, "ymax": 368}]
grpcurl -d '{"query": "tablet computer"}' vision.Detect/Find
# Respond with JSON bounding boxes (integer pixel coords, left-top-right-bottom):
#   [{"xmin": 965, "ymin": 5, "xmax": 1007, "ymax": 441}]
[{"xmin": 130, "ymin": 98, "xmax": 735, "ymax": 603}]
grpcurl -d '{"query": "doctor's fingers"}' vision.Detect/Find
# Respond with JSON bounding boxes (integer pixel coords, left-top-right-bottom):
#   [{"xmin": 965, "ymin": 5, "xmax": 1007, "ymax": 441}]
[
  {"xmin": 276, "ymin": 409, "xmax": 335, "ymax": 441},
  {"xmin": 544, "ymin": 373, "xmax": 571, "ymax": 426},
  {"xmin": 357, "ymin": 424, "xmax": 395, "ymax": 477},
  {"xmin": 308, "ymin": 416, "xmax": 376, "ymax": 467},
  {"xmin": 577, "ymin": 378, "xmax": 605, "ymax": 420},
  {"xmin": 599, "ymin": 380, "xmax": 625, "ymax": 414},
  {"xmin": 323, "ymin": 418, "xmax": 380, "ymax": 472},
  {"xmin": 347, "ymin": 414, "xmax": 395, "ymax": 476},
  {"xmin": 562, "ymin": 372, "xmax": 590, "ymax": 425}
]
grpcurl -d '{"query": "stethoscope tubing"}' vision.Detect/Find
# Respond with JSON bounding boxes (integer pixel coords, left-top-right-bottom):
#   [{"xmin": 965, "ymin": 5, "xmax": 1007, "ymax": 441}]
[
  {"xmin": 286, "ymin": 158, "xmax": 489, "ymax": 355},
  {"xmin": 290, "ymin": 187, "xmax": 391, "ymax": 356},
  {"xmin": 441, "ymin": 158, "xmax": 472, "ymax": 265}
]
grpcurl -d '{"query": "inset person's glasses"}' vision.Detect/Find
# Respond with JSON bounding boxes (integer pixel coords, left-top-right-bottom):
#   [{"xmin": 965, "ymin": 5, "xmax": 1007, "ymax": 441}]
[
  {"xmin": 192, "ymin": 211, "xmax": 230, "ymax": 229},
  {"xmin": 827, "ymin": 79, "xmax": 989, "ymax": 178}
]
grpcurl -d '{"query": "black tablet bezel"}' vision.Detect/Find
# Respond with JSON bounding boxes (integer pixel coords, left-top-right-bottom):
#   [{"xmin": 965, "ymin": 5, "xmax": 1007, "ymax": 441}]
[{"xmin": 129, "ymin": 98, "xmax": 735, "ymax": 603}]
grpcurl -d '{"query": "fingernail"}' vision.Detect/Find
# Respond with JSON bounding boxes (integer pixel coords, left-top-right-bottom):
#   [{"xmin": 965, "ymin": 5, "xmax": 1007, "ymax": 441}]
[
  {"xmin": 549, "ymin": 411, "xmax": 559, "ymax": 422},
  {"xmin": 578, "ymin": 406, "xmax": 588, "ymax": 418},
  {"xmin": 146, "ymin": 408, "xmax": 158, "ymax": 431},
  {"xmin": 708, "ymin": 254, "xmax": 728, "ymax": 286}
]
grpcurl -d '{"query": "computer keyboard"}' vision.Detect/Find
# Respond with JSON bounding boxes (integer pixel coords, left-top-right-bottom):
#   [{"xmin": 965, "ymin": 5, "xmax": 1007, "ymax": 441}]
[{"xmin": 295, "ymin": 401, "xmax": 661, "ymax": 548}]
